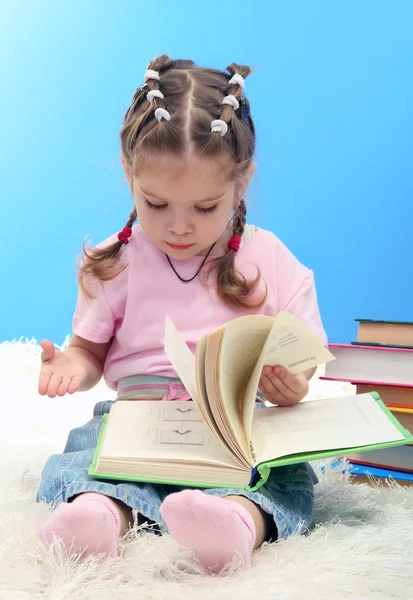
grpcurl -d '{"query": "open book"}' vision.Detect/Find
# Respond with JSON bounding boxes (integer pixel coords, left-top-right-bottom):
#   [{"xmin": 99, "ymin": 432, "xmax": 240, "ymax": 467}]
[{"xmin": 89, "ymin": 312, "xmax": 413, "ymax": 491}]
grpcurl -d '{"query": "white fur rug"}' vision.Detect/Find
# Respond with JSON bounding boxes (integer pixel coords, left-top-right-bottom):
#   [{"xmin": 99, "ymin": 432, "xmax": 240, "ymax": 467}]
[{"xmin": 1, "ymin": 339, "xmax": 412, "ymax": 599}]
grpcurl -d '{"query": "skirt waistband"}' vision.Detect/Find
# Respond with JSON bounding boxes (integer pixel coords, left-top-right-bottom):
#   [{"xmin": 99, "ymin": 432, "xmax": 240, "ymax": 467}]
[
  {"xmin": 117, "ymin": 375, "xmax": 187, "ymax": 401},
  {"xmin": 117, "ymin": 374, "xmax": 265, "ymax": 403}
]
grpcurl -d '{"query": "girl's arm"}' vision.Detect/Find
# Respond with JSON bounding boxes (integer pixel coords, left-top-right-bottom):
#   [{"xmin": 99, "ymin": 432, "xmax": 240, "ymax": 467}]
[{"xmin": 65, "ymin": 335, "xmax": 112, "ymax": 391}]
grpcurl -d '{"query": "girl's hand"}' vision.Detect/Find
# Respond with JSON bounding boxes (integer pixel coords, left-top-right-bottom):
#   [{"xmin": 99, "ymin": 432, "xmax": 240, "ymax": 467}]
[
  {"xmin": 259, "ymin": 366, "xmax": 309, "ymax": 406},
  {"xmin": 38, "ymin": 340, "xmax": 88, "ymax": 398}
]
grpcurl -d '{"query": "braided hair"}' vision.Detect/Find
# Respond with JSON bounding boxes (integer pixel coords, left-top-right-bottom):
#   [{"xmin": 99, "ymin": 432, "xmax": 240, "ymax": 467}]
[{"xmin": 79, "ymin": 55, "xmax": 264, "ymax": 308}]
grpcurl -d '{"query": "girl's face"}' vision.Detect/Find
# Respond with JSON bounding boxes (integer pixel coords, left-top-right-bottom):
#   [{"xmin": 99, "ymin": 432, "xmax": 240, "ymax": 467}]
[{"xmin": 124, "ymin": 156, "xmax": 254, "ymax": 260}]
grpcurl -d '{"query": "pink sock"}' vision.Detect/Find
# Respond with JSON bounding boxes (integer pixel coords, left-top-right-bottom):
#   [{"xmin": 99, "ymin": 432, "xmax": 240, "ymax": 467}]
[
  {"xmin": 39, "ymin": 493, "xmax": 121, "ymax": 558},
  {"xmin": 160, "ymin": 490, "xmax": 256, "ymax": 573}
]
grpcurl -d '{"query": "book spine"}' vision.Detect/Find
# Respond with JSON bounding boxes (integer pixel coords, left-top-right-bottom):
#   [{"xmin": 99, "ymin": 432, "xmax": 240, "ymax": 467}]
[{"xmin": 248, "ymin": 467, "xmax": 260, "ymax": 488}]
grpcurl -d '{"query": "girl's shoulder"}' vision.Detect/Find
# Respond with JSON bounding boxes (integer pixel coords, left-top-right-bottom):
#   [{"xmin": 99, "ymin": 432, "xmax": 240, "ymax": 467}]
[
  {"xmin": 96, "ymin": 224, "xmax": 145, "ymax": 251},
  {"xmin": 242, "ymin": 225, "xmax": 290, "ymax": 255},
  {"xmin": 243, "ymin": 225, "xmax": 311, "ymax": 276},
  {"xmin": 95, "ymin": 224, "xmax": 167, "ymax": 287}
]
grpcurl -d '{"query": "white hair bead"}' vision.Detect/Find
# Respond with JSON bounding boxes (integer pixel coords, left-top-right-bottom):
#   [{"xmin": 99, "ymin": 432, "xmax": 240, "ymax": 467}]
[
  {"xmin": 154, "ymin": 107, "xmax": 171, "ymax": 122},
  {"xmin": 146, "ymin": 89, "xmax": 165, "ymax": 104},
  {"xmin": 222, "ymin": 94, "xmax": 239, "ymax": 110},
  {"xmin": 228, "ymin": 73, "xmax": 245, "ymax": 89},
  {"xmin": 211, "ymin": 119, "xmax": 228, "ymax": 136},
  {"xmin": 144, "ymin": 69, "xmax": 160, "ymax": 82}
]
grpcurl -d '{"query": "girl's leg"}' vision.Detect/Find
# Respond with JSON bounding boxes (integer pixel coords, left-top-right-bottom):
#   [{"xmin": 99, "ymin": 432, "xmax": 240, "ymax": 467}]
[
  {"xmin": 40, "ymin": 493, "xmax": 134, "ymax": 558},
  {"xmin": 225, "ymin": 494, "xmax": 270, "ymax": 548},
  {"xmin": 160, "ymin": 490, "xmax": 270, "ymax": 573}
]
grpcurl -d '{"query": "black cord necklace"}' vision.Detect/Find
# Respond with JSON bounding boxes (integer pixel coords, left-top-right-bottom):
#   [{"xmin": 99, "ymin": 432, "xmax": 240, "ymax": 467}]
[{"xmin": 165, "ymin": 243, "xmax": 216, "ymax": 283}]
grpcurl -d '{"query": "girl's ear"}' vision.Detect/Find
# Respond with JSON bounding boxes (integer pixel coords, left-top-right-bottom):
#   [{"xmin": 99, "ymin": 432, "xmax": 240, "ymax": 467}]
[{"xmin": 121, "ymin": 152, "xmax": 133, "ymax": 187}]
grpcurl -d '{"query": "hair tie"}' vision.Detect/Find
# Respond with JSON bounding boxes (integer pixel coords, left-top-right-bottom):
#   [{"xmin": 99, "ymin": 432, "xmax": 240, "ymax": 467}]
[
  {"xmin": 118, "ymin": 226, "xmax": 133, "ymax": 244},
  {"xmin": 144, "ymin": 69, "xmax": 160, "ymax": 82},
  {"xmin": 155, "ymin": 107, "xmax": 171, "ymax": 122},
  {"xmin": 211, "ymin": 119, "xmax": 228, "ymax": 136},
  {"xmin": 228, "ymin": 74, "xmax": 245, "ymax": 89},
  {"xmin": 240, "ymin": 96, "xmax": 251, "ymax": 119},
  {"xmin": 146, "ymin": 89, "xmax": 165, "ymax": 104},
  {"xmin": 222, "ymin": 95, "xmax": 239, "ymax": 110},
  {"xmin": 228, "ymin": 234, "xmax": 241, "ymax": 252}
]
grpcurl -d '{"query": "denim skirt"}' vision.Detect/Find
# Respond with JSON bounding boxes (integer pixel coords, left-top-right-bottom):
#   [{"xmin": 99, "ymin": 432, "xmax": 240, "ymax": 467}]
[{"xmin": 37, "ymin": 376, "xmax": 317, "ymax": 540}]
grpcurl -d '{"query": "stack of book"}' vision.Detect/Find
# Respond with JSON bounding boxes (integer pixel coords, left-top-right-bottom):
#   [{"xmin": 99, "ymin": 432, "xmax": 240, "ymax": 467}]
[{"xmin": 322, "ymin": 318, "xmax": 413, "ymax": 486}]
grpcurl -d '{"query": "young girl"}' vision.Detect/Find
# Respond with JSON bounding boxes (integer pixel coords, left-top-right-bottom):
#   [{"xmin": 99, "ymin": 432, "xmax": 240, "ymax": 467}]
[{"xmin": 37, "ymin": 55, "xmax": 327, "ymax": 574}]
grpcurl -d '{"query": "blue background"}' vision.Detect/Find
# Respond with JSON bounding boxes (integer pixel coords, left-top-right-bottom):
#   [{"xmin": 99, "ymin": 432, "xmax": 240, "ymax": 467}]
[{"xmin": 1, "ymin": 1, "xmax": 412, "ymax": 344}]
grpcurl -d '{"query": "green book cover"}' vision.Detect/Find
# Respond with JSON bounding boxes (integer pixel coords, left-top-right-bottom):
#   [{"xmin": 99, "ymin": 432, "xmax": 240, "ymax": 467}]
[
  {"xmin": 88, "ymin": 393, "xmax": 413, "ymax": 492},
  {"xmin": 355, "ymin": 318, "xmax": 413, "ymax": 326},
  {"xmin": 351, "ymin": 341, "xmax": 413, "ymax": 350}
]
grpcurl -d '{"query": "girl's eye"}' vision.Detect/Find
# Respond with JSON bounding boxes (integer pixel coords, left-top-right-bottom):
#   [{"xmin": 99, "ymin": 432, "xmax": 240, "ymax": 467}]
[
  {"xmin": 144, "ymin": 199, "xmax": 167, "ymax": 211},
  {"xmin": 196, "ymin": 204, "xmax": 218, "ymax": 214},
  {"xmin": 144, "ymin": 198, "xmax": 218, "ymax": 214}
]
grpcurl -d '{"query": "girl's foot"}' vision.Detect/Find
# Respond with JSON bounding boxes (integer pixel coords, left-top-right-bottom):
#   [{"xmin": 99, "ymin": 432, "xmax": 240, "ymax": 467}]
[
  {"xmin": 160, "ymin": 490, "xmax": 256, "ymax": 573},
  {"xmin": 39, "ymin": 493, "xmax": 121, "ymax": 558}
]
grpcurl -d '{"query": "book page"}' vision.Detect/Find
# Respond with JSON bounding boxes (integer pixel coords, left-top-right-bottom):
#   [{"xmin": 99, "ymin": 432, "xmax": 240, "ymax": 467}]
[
  {"xmin": 214, "ymin": 315, "xmax": 275, "ymax": 464},
  {"xmin": 251, "ymin": 393, "xmax": 406, "ymax": 464},
  {"xmin": 262, "ymin": 311, "xmax": 335, "ymax": 373},
  {"xmin": 195, "ymin": 334, "xmax": 235, "ymax": 454},
  {"xmin": 100, "ymin": 401, "xmax": 244, "ymax": 468},
  {"xmin": 164, "ymin": 316, "xmax": 200, "ymax": 408},
  {"xmin": 241, "ymin": 311, "xmax": 336, "ymax": 445}
]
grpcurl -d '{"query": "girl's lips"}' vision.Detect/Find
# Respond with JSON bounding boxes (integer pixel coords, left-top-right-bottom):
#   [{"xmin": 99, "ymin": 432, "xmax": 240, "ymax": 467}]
[{"xmin": 166, "ymin": 242, "xmax": 194, "ymax": 250}]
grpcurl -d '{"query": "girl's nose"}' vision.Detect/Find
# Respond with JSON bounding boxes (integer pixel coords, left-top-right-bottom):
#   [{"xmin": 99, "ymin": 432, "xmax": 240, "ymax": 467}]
[{"xmin": 168, "ymin": 213, "xmax": 193, "ymax": 236}]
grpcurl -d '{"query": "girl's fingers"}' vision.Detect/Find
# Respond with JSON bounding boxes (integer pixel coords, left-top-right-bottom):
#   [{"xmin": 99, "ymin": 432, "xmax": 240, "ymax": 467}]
[
  {"xmin": 259, "ymin": 375, "xmax": 286, "ymax": 405},
  {"xmin": 40, "ymin": 340, "xmax": 56, "ymax": 363},
  {"xmin": 267, "ymin": 372, "xmax": 296, "ymax": 399},
  {"xmin": 46, "ymin": 373, "xmax": 62, "ymax": 398},
  {"xmin": 274, "ymin": 367, "xmax": 307, "ymax": 395},
  {"xmin": 38, "ymin": 369, "xmax": 51, "ymax": 396},
  {"xmin": 56, "ymin": 376, "xmax": 72, "ymax": 397},
  {"xmin": 67, "ymin": 375, "xmax": 82, "ymax": 395},
  {"xmin": 259, "ymin": 374, "xmax": 303, "ymax": 406}
]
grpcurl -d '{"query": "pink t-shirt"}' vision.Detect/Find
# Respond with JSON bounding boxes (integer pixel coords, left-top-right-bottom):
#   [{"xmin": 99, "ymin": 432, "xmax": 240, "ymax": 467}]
[{"xmin": 73, "ymin": 225, "xmax": 327, "ymax": 390}]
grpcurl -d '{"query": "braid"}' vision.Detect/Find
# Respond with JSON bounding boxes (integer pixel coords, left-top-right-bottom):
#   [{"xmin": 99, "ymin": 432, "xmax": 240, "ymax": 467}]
[
  {"xmin": 144, "ymin": 57, "xmax": 172, "ymax": 121},
  {"xmin": 212, "ymin": 199, "xmax": 265, "ymax": 309},
  {"xmin": 125, "ymin": 205, "xmax": 137, "ymax": 229},
  {"xmin": 232, "ymin": 199, "xmax": 247, "ymax": 238},
  {"xmin": 209, "ymin": 63, "xmax": 253, "ymax": 140},
  {"xmin": 78, "ymin": 206, "xmax": 138, "ymax": 297},
  {"xmin": 121, "ymin": 55, "xmax": 176, "ymax": 157},
  {"xmin": 209, "ymin": 67, "xmax": 262, "ymax": 309}
]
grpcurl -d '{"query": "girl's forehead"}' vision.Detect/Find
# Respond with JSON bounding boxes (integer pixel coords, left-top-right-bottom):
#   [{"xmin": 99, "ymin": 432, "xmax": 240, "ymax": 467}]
[
  {"xmin": 134, "ymin": 152, "xmax": 232, "ymax": 182},
  {"xmin": 136, "ymin": 176, "xmax": 234, "ymax": 206}
]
